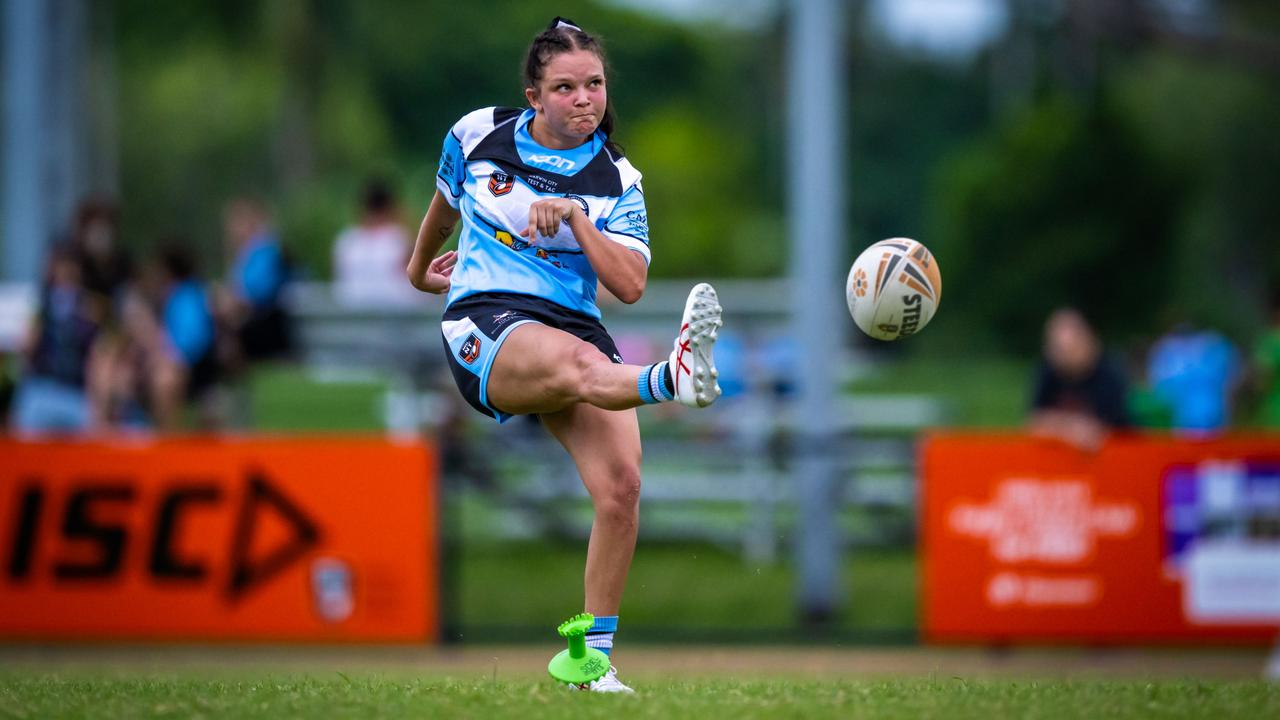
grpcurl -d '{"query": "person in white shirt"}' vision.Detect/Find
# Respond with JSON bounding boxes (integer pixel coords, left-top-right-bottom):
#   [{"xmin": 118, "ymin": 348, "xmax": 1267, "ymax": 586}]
[{"xmin": 333, "ymin": 179, "xmax": 418, "ymax": 307}]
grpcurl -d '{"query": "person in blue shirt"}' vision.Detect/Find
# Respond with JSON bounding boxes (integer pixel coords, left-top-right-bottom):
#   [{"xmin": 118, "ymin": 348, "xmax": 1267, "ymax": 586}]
[
  {"xmin": 406, "ymin": 18, "xmax": 724, "ymax": 693},
  {"xmin": 150, "ymin": 244, "xmax": 218, "ymax": 430},
  {"xmin": 79, "ymin": 245, "xmax": 217, "ymax": 433},
  {"xmin": 1148, "ymin": 322, "xmax": 1241, "ymax": 433},
  {"xmin": 221, "ymin": 197, "xmax": 292, "ymax": 362}
]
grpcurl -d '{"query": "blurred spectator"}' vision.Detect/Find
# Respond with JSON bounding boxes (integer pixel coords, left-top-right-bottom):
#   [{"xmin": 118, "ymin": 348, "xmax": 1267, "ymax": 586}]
[
  {"xmin": 1252, "ymin": 290, "xmax": 1280, "ymax": 429},
  {"xmin": 217, "ymin": 197, "xmax": 293, "ymax": 364},
  {"xmin": 756, "ymin": 335, "xmax": 799, "ymax": 399},
  {"xmin": 1028, "ymin": 308, "xmax": 1130, "ymax": 451},
  {"xmin": 0, "ymin": 357, "xmax": 12, "ymax": 429},
  {"xmin": 71, "ymin": 198, "xmax": 133, "ymax": 303},
  {"xmin": 0, "ymin": 376, "xmax": 11, "ymax": 431},
  {"xmin": 332, "ymin": 179, "xmax": 418, "ymax": 307},
  {"xmin": 152, "ymin": 244, "xmax": 219, "ymax": 430},
  {"xmin": 1148, "ymin": 321, "xmax": 1240, "ymax": 433},
  {"xmin": 89, "ymin": 245, "xmax": 219, "ymax": 432},
  {"xmin": 10, "ymin": 245, "xmax": 106, "ymax": 434},
  {"xmin": 87, "ymin": 287, "xmax": 159, "ymax": 430}
]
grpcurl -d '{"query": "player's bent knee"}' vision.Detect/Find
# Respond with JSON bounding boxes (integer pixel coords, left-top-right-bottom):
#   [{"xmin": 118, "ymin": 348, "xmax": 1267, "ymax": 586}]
[
  {"xmin": 562, "ymin": 342, "xmax": 611, "ymax": 401},
  {"xmin": 591, "ymin": 466, "xmax": 641, "ymax": 524}
]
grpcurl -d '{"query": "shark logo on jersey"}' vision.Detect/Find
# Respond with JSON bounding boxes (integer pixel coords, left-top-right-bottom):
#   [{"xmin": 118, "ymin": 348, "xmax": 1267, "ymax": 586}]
[
  {"xmin": 565, "ymin": 194, "xmax": 589, "ymax": 215},
  {"xmin": 529, "ymin": 154, "xmax": 576, "ymax": 171},
  {"xmin": 488, "ymin": 171, "xmax": 514, "ymax": 196},
  {"xmin": 494, "ymin": 230, "xmax": 532, "ymax": 252}
]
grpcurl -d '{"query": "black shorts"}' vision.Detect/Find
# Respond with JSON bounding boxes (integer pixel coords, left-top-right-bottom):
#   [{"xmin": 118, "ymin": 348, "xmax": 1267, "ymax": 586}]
[{"xmin": 440, "ymin": 292, "xmax": 624, "ymax": 422}]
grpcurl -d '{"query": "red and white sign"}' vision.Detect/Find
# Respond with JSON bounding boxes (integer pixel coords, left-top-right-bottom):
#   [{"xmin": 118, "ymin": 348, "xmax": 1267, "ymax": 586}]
[
  {"xmin": 0, "ymin": 437, "xmax": 439, "ymax": 642},
  {"xmin": 922, "ymin": 433, "xmax": 1280, "ymax": 644},
  {"xmin": 949, "ymin": 478, "xmax": 1141, "ymax": 565}
]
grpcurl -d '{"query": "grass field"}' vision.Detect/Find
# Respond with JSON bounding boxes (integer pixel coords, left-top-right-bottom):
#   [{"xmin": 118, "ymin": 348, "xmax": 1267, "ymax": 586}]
[
  {"xmin": 845, "ymin": 354, "xmax": 1030, "ymax": 427},
  {"xmin": 2, "ymin": 646, "xmax": 1276, "ymax": 719},
  {"xmin": 455, "ymin": 542, "xmax": 916, "ymax": 639},
  {"xmin": 5, "ymin": 676, "xmax": 1278, "ymax": 719}
]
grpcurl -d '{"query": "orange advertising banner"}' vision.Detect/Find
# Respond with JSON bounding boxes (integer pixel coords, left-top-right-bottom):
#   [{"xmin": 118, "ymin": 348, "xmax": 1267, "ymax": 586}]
[
  {"xmin": 922, "ymin": 433, "xmax": 1280, "ymax": 644},
  {"xmin": 0, "ymin": 437, "xmax": 437, "ymax": 642}
]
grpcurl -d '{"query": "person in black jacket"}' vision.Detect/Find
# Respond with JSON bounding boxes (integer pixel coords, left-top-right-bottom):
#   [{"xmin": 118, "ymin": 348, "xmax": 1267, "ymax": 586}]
[{"xmin": 1029, "ymin": 307, "xmax": 1130, "ymax": 450}]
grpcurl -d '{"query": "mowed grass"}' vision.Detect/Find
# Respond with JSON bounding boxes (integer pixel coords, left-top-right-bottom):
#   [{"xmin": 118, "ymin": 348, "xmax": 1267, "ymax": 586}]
[
  {"xmin": 846, "ymin": 354, "xmax": 1031, "ymax": 427},
  {"xmin": 456, "ymin": 542, "xmax": 917, "ymax": 638},
  {"xmin": 2, "ymin": 674, "xmax": 1277, "ymax": 719},
  {"xmin": 247, "ymin": 365, "xmax": 389, "ymax": 431}
]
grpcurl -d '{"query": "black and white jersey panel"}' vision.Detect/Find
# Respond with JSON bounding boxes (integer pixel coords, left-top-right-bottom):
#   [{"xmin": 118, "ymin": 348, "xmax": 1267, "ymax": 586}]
[{"xmin": 436, "ymin": 107, "xmax": 649, "ymax": 319}]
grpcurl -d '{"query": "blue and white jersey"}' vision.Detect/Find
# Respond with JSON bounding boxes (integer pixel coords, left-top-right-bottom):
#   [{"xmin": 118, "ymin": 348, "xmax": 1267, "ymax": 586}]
[{"xmin": 436, "ymin": 107, "xmax": 649, "ymax": 319}]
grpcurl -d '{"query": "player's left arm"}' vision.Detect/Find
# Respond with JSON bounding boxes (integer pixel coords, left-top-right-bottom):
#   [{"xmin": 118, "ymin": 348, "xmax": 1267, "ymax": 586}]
[{"xmin": 520, "ymin": 199, "xmax": 648, "ymax": 304}]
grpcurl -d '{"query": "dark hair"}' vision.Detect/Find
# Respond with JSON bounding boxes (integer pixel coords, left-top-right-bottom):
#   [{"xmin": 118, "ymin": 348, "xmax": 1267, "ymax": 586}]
[
  {"xmin": 522, "ymin": 17, "xmax": 621, "ymax": 156},
  {"xmin": 45, "ymin": 242, "xmax": 81, "ymax": 274},
  {"xmin": 361, "ymin": 178, "xmax": 395, "ymax": 214},
  {"xmin": 73, "ymin": 197, "xmax": 119, "ymax": 243},
  {"xmin": 158, "ymin": 240, "xmax": 198, "ymax": 281}
]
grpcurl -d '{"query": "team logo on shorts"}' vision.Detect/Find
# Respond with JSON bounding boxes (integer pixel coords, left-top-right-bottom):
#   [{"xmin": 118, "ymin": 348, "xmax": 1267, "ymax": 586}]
[
  {"xmin": 460, "ymin": 334, "xmax": 482, "ymax": 364},
  {"xmin": 488, "ymin": 171, "xmax": 514, "ymax": 196}
]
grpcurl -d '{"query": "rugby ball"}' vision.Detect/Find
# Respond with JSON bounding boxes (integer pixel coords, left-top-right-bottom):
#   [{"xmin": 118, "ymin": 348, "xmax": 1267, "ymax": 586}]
[{"xmin": 846, "ymin": 238, "xmax": 941, "ymax": 341}]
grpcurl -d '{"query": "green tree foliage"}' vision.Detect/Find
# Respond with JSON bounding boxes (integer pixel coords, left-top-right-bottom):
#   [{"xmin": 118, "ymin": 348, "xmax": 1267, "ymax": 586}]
[
  {"xmin": 926, "ymin": 2, "xmax": 1280, "ymax": 351},
  {"xmin": 107, "ymin": 0, "xmax": 1280, "ymax": 355},
  {"xmin": 112, "ymin": 0, "xmax": 776, "ymax": 279},
  {"xmin": 847, "ymin": 56, "xmax": 991, "ymax": 255},
  {"xmin": 1111, "ymin": 52, "xmax": 1280, "ymax": 339},
  {"xmin": 930, "ymin": 95, "xmax": 1185, "ymax": 352}
]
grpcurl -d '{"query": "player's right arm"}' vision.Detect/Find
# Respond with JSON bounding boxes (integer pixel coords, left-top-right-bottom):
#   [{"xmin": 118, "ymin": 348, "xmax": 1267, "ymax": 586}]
[
  {"xmin": 406, "ymin": 191, "xmax": 461, "ymax": 294},
  {"xmin": 408, "ymin": 119, "xmax": 471, "ymax": 295},
  {"xmin": 408, "ymin": 114, "xmax": 481, "ymax": 295}
]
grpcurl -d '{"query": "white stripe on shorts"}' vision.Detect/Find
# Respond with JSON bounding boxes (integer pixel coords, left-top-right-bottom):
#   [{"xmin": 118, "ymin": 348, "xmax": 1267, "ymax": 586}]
[{"xmin": 441, "ymin": 317, "xmax": 480, "ymax": 343}]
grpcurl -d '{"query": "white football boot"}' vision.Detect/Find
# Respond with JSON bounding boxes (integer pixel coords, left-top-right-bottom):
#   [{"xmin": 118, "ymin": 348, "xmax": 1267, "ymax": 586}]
[
  {"xmin": 567, "ymin": 665, "xmax": 634, "ymax": 694},
  {"xmin": 668, "ymin": 283, "xmax": 723, "ymax": 408}
]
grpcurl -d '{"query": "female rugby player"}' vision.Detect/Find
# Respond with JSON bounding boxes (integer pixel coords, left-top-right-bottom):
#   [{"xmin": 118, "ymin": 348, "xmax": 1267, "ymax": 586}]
[{"xmin": 406, "ymin": 18, "xmax": 723, "ymax": 693}]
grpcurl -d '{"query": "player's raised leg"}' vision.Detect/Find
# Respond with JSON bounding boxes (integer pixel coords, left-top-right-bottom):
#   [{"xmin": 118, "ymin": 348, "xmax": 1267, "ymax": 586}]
[
  {"xmin": 486, "ymin": 324, "xmax": 649, "ymax": 414},
  {"xmin": 485, "ymin": 283, "xmax": 724, "ymax": 415}
]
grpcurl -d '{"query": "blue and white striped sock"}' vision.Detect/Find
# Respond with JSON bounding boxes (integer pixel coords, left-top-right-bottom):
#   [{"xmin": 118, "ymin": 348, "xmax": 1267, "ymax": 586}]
[
  {"xmin": 585, "ymin": 614, "xmax": 618, "ymax": 657},
  {"xmin": 636, "ymin": 362, "xmax": 675, "ymax": 404}
]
